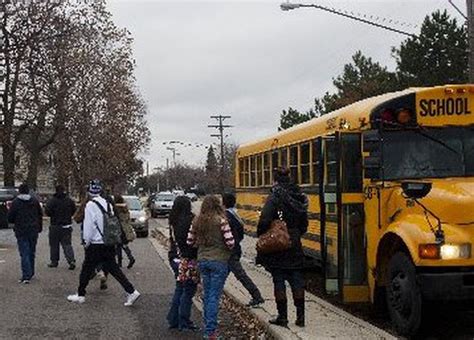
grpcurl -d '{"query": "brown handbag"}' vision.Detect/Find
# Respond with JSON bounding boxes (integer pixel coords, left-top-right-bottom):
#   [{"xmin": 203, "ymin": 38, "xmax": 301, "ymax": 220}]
[{"xmin": 256, "ymin": 212, "xmax": 291, "ymax": 254}]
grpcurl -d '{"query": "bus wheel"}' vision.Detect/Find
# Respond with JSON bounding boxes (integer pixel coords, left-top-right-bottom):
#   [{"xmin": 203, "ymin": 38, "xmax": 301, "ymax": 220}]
[{"xmin": 386, "ymin": 252, "xmax": 422, "ymax": 337}]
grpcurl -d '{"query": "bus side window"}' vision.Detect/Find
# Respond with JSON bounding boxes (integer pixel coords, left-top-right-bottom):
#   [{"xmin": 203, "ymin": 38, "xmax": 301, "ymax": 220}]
[
  {"xmin": 256, "ymin": 154, "xmax": 263, "ymax": 187},
  {"xmin": 290, "ymin": 146, "xmax": 298, "ymax": 183},
  {"xmin": 263, "ymin": 152, "xmax": 271, "ymax": 186},
  {"xmin": 281, "ymin": 147, "xmax": 288, "ymax": 169},
  {"xmin": 326, "ymin": 140, "xmax": 338, "ymax": 186},
  {"xmin": 300, "ymin": 142, "xmax": 311, "ymax": 185},
  {"xmin": 239, "ymin": 158, "xmax": 244, "ymax": 187},
  {"xmin": 250, "ymin": 156, "xmax": 256, "ymax": 187},
  {"xmin": 271, "ymin": 150, "xmax": 280, "ymax": 182},
  {"xmin": 312, "ymin": 139, "xmax": 321, "ymax": 186}
]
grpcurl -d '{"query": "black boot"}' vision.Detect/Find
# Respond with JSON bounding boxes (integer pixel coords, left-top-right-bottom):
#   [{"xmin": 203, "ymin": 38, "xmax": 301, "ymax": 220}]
[
  {"xmin": 269, "ymin": 290, "xmax": 288, "ymax": 327},
  {"xmin": 293, "ymin": 289, "xmax": 305, "ymax": 327}
]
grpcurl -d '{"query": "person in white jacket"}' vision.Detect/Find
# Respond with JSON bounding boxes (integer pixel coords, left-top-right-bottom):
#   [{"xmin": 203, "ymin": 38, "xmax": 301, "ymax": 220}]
[{"xmin": 67, "ymin": 180, "xmax": 140, "ymax": 306}]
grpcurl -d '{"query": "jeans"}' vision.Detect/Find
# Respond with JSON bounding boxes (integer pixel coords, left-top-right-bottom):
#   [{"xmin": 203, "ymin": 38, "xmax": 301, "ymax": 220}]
[
  {"xmin": 49, "ymin": 225, "xmax": 75, "ymax": 265},
  {"xmin": 167, "ymin": 259, "xmax": 198, "ymax": 329},
  {"xmin": 78, "ymin": 244, "xmax": 135, "ymax": 296},
  {"xmin": 16, "ymin": 232, "xmax": 39, "ymax": 280},
  {"xmin": 228, "ymin": 254, "xmax": 262, "ymax": 300},
  {"xmin": 198, "ymin": 259, "xmax": 229, "ymax": 336},
  {"xmin": 270, "ymin": 268, "xmax": 305, "ymax": 292}
]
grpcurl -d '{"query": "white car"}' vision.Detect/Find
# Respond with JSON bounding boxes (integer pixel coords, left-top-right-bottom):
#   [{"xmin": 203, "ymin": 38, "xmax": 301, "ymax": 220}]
[
  {"xmin": 151, "ymin": 192, "xmax": 176, "ymax": 217},
  {"xmin": 123, "ymin": 195, "xmax": 149, "ymax": 237}
]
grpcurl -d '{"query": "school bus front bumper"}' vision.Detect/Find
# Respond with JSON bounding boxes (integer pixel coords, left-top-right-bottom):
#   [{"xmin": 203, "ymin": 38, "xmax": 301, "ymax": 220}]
[{"xmin": 417, "ymin": 267, "xmax": 474, "ymax": 301}]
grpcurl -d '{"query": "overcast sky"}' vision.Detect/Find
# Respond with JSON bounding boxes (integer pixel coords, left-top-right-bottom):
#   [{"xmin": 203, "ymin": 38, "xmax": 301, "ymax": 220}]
[{"xmin": 106, "ymin": 0, "xmax": 463, "ymax": 172}]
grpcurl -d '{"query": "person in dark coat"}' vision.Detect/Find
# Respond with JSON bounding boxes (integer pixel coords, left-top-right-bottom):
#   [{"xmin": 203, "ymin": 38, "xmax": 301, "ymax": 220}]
[
  {"xmin": 167, "ymin": 196, "xmax": 199, "ymax": 331},
  {"xmin": 256, "ymin": 167, "xmax": 308, "ymax": 327},
  {"xmin": 223, "ymin": 193, "xmax": 264, "ymax": 307},
  {"xmin": 45, "ymin": 185, "xmax": 77, "ymax": 270},
  {"xmin": 8, "ymin": 183, "xmax": 43, "ymax": 284}
]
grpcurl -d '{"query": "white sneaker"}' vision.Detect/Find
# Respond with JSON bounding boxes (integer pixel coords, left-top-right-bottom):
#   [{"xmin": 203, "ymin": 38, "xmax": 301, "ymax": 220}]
[
  {"xmin": 124, "ymin": 290, "xmax": 141, "ymax": 306},
  {"xmin": 67, "ymin": 294, "xmax": 85, "ymax": 304}
]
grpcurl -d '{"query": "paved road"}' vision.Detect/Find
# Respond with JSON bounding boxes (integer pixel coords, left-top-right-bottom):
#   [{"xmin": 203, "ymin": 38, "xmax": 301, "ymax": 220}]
[{"xmin": 0, "ymin": 226, "xmax": 200, "ymax": 340}]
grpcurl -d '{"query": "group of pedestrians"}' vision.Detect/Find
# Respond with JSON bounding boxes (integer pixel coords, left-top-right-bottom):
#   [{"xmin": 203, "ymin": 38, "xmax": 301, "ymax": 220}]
[
  {"xmin": 8, "ymin": 167, "xmax": 308, "ymax": 339},
  {"xmin": 166, "ymin": 167, "xmax": 308, "ymax": 339},
  {"xmin": 8, "ymin": 180, "xmax": 140, "ymax": 307}
]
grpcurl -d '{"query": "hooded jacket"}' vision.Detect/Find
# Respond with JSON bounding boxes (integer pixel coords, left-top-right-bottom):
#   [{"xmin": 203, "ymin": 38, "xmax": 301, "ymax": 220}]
[
  {"xmin": 256, "ymin": 183, "xmax": 308, "ymax": 270},
  {"xmin": 8, "ymin": 194, "xmax": 43, "ymax": 237},
  {"xmin": 45, "ymin": 192, "xmax": 77, "ymax": 227}
]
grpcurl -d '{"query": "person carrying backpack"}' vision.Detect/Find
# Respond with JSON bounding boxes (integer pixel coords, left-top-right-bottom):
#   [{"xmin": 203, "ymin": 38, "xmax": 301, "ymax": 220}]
[
  {"xmin": 222, "ymin": 193, "xmax": 264, "ymax": 307},
  {"xmin": 67, "ymin": 180, "xmax": 140, "ymax": 306}
]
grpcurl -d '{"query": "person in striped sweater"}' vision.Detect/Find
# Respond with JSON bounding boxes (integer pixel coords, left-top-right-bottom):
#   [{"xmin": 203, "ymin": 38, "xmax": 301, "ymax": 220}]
[{"xmin": 187, "ymin": 195, "xmax": 234, "ymax": 340}]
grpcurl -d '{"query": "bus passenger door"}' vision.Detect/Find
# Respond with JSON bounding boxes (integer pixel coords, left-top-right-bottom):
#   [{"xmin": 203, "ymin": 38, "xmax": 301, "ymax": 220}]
[
  {"xmin": 319, "ymin": 135, "xmax": 339, "ymax": 294},
  {"xmin": 338, "ymin": 132, "xmax": 368, "ymax": 303}
]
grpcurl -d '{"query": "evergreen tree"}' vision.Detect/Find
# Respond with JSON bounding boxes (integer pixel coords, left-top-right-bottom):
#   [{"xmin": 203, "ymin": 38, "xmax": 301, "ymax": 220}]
[
  {"xmin": 393, "ymin": 10, "xmax": 468, "ymax": 87},
  {"xmin": 279, "ymin": 107, "xmax": 316, "ymax": 130},
  {"xmin": 318, "ymin": 51, "xmax": 400, "ymax": 113}
]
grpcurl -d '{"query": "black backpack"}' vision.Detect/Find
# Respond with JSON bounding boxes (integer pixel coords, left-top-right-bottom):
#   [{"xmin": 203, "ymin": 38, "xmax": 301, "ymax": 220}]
[{"xmin": 92, "ymin": 200, "xmax": 122, "ymax": 246}]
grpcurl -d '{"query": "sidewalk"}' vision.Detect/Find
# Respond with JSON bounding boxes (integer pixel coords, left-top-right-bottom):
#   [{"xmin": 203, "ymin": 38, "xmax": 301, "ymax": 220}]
[{"xmin": 152, "ymin": 219, "xmax": 396, "ymax": 340}]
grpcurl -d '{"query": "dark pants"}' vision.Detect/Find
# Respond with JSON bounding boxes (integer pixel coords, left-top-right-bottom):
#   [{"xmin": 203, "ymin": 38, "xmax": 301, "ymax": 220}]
[
  {"xmin": 16, "ymin": 232, "xmax": 38, "ymax": 280},
  {"xmin": 270, "ymin": 268, "xmax": 304, "ymax": 292},
  {"xmin": 228, "ymin": 254, "xmax": 262, "ymax": 300},
  {"xmin": 78, "ymin": 244, "xmax": 134, "ymax": 296},
  {"xmin": 49, "ymin": 225, "xmax": 75, "ymax": 265},
  {"xmin": 167, "ymin": 259, "xmax": 198, "ymax": 329}
]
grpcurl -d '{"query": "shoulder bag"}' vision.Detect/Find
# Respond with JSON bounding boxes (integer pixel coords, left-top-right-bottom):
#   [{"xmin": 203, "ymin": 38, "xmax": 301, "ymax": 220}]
[{"xmin": 256, "ymin": 211, "xmax": 291, "ymax": 254}]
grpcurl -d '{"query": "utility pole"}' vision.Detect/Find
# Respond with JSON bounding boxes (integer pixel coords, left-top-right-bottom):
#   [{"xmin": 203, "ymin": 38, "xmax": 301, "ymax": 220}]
[
  {"xmin": 468, "ymin": 0, "xmax": 474, "ymax": 82},
  {"xmin": 208, "ymin": 115, "xmax": 232, "ymax": 192}
]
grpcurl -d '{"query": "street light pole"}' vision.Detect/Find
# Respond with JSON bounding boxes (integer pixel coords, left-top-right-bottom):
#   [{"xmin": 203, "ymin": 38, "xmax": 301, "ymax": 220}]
[{"xmin": 280, "ymin": 2, "xmax": 417, "ymax": 38}]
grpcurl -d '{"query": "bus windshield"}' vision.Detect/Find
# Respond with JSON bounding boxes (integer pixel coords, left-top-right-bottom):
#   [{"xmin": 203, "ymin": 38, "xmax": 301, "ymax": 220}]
[{"xmin": 382, "ymin": 126, "xmax": 474, "ymax": 180}]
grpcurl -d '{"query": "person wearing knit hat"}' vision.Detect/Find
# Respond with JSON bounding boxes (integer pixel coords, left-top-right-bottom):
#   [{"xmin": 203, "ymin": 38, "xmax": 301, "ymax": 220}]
[{"xmin": 67, "ymin": 179, "xmax": 140, "ymax": 306}]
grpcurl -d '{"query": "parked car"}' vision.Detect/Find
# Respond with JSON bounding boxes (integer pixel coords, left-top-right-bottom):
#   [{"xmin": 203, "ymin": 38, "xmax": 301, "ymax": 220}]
[
  {"xmin": 185, "ymin": 192, "xmax": 198, "ymax": 202},
  {"xmin": 123, "ymin": 195, "xmax": 149, "ymax": 238},
  {"xmin": 151, "ymin": 192, "xmax": 176, "ymax": 217},
  {"xmin": 0, "ymin": 187, "xmax": 18, "ymax": 229}
]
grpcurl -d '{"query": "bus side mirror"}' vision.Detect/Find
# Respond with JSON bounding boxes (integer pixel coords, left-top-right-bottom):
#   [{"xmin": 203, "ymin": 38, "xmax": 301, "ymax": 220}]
[{"xmin": 363, "ymin": 130, "xmax": 382, "ymax": 180}]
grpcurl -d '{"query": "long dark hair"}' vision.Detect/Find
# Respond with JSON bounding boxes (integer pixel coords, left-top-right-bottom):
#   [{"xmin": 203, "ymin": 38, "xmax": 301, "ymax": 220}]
[
  {"xmin": 193, "ymin": 195, "xmax": 225, "ymax": 246},
  {"xmin": 169, "ymin": 196, "xmax": 192, "ymax": 229}
]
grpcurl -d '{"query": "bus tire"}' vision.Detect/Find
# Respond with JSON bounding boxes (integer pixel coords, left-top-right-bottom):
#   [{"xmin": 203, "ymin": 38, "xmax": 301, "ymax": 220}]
[{"xmin": 385, "ymin": 251, "xmax": 422, "ymax": 337}]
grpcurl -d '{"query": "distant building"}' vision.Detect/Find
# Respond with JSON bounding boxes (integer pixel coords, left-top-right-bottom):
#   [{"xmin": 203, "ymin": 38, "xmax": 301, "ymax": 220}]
[{"xmin": 0, "ymin": 143, "xmax": 56, "ymax": 195}]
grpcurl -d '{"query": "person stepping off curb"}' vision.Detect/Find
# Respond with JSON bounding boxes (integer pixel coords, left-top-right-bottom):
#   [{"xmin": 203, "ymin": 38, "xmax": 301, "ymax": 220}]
[{"xmin": 222, "ymin": 193, "xmax": 264, "ymax": 308}]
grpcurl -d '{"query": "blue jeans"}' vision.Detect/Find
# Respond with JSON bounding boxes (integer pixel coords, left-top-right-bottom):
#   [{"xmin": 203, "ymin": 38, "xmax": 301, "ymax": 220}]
[
  {"xmin": 16, "ymin": 232, "xmax": 39, "ymax": 280},
  {"xmin": 167, "ymin": 259, "xmax": 198, "ymax": 329},
  {"xmin": 198, "ymin": 259, "xmax": 229, "ymax": 336}
]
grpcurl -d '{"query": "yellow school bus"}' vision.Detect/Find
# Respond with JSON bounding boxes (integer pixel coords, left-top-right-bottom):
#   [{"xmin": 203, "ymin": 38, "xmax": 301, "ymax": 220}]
[{"xmin": 235, "ymin": 84, "xmax": 474, "ymax": 336}]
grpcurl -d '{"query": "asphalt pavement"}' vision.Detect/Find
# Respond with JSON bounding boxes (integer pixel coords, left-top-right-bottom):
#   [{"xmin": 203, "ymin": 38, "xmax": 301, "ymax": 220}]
[{"xmin": 0, "ymin": 226, "xmax": 200, "ymax": 340}]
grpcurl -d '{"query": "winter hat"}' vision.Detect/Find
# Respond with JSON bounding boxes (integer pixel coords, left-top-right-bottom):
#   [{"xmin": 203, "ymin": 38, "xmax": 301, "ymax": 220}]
[{"xmin": 88, "ymin": 179, "xmax": 103, "ymax": 196}]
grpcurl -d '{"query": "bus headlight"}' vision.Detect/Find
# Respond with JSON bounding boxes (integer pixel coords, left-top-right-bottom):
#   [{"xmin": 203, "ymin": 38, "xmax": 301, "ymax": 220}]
[
  {"xmin": 419, "ymin": 243, "xmax": 471, "ymax": 259},
  {"xmin": 138, "ymin": 216, "xmax": 147, "ymax": 223},
  {"xmin": 440, "ymin": 244, "xmax": 471, "ymax": 260}
]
